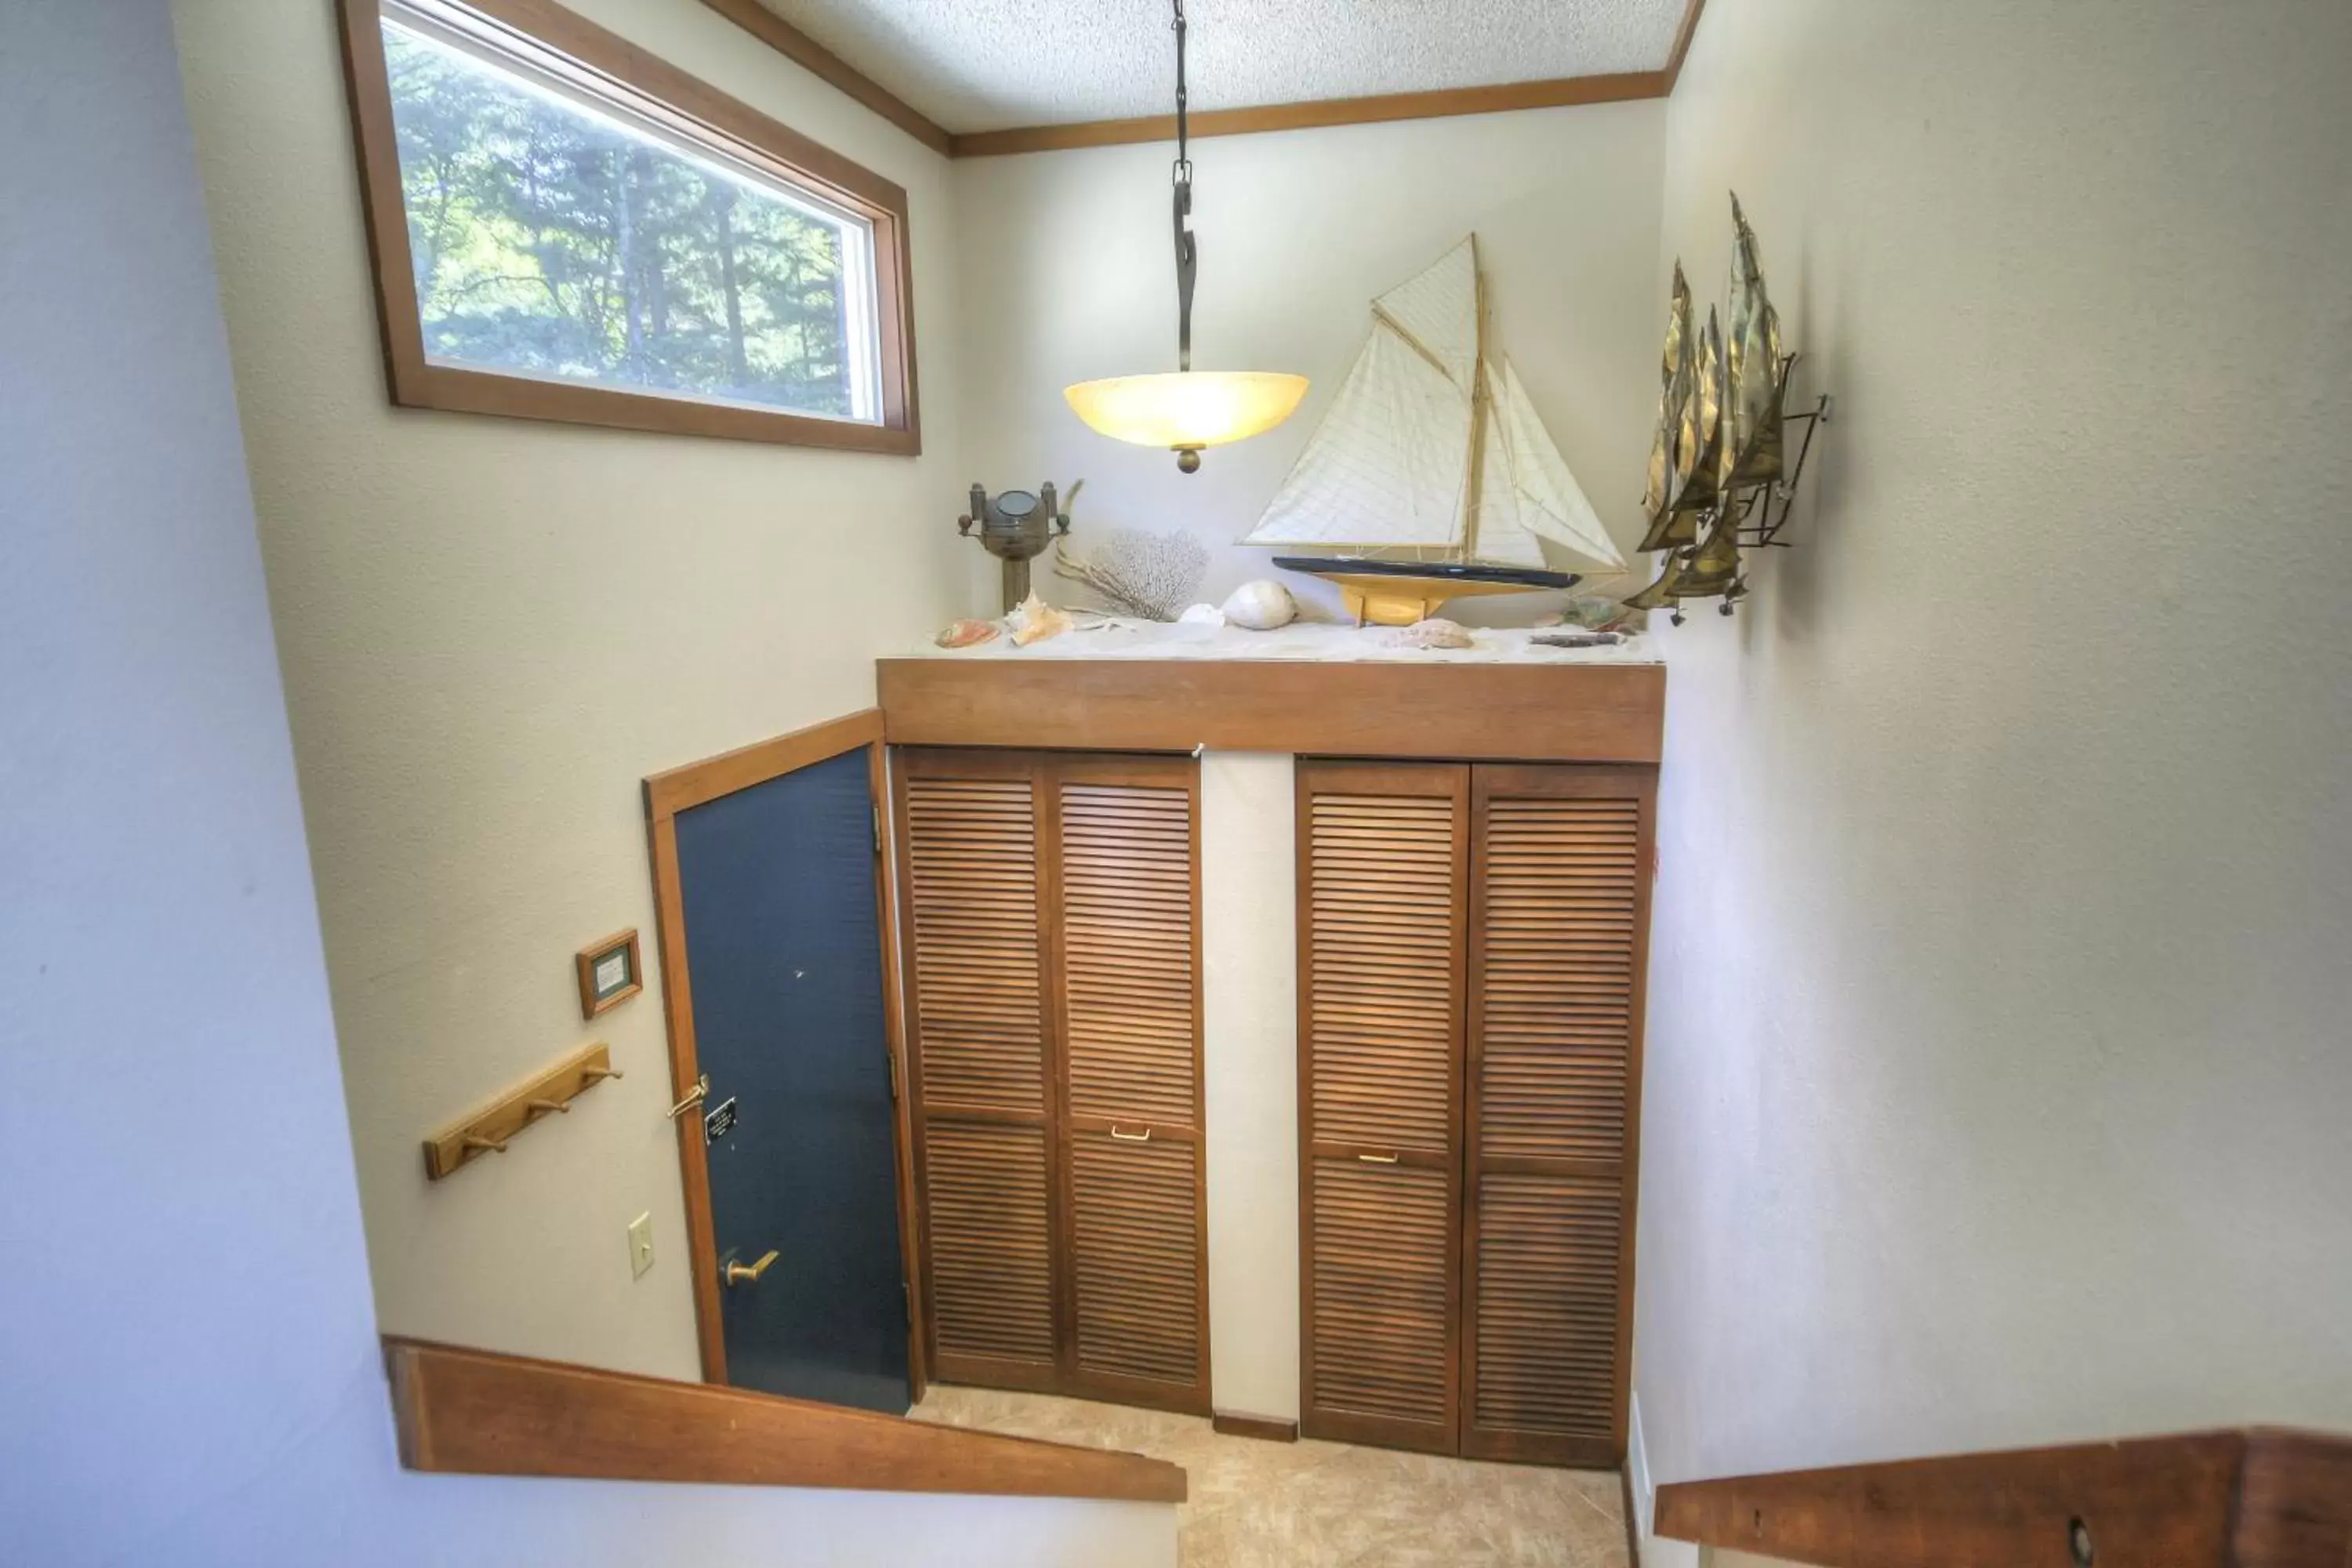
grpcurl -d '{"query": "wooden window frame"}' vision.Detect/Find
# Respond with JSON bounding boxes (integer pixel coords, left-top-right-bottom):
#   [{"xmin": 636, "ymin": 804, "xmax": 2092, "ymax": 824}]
[{"xmin": 336, "ymin": 0, "xmax": 921, "ymax": 454}]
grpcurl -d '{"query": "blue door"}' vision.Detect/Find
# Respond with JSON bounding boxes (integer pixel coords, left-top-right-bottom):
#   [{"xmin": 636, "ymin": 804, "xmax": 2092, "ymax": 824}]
[{"xmin": 671, "ymin": 746, "xmax": 910, "ymax": 1412}]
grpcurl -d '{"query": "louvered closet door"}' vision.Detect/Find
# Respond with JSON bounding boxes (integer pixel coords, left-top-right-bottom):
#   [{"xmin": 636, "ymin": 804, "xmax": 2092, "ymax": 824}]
[
  {"xmin": 897, "ymin": 751, "xmax": 1059, "ymax": 1390},
  {"xmin": 1461, "ymin": 764, "xmax": 1653, "ymax": 1466},
  {"xmin": 1052, "ymin": 757, "xmax": 1209, "ymax": 1414},
  {"xmin": 1296, "ymin": 761, "xmax": 1469, "ymax": 1454}
]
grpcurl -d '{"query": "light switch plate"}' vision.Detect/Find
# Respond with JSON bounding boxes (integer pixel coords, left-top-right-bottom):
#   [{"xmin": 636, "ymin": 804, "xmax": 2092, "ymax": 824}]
[{"xmin": 627, "ymin": 1211, "xmax": 655, "ymax": 1279}]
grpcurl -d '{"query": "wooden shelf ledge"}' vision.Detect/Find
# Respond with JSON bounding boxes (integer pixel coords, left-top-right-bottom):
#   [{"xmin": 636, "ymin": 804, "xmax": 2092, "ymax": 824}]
[
  {"xmin": 383, "ymin": 1338, "xmax": 1187, "ymax": 1503},
  {"xmin": 877, "ymin": 658, "xmax": 1666, "ymax": 764},
  {"xmin": 1652, "ymin": 1425, "xmax": 2350, "ymax": 1568}
]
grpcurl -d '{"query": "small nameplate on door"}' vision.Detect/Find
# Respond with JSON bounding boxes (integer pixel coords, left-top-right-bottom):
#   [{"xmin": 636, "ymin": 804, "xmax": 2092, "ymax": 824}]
[{"xmin": 704, "ymin": 1096, "xmax": 739, "ymax": 1141}]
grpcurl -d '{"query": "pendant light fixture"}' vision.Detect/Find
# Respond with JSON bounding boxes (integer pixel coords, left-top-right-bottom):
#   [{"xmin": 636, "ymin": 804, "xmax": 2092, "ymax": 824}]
[{"xmin": 1063, "ymin": 0, "xmax": 1308, "ymax": 472}]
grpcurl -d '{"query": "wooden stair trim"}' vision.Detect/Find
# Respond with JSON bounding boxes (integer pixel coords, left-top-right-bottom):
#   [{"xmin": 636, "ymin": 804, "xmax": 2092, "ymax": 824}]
[
  {"xmin": 1651, "ymin": 1426, "xmax": 2350, "ymax": 1568},
  {"xmin": 381, "ymin": 1336, "xmax": 1187, "ymax": 1502}
]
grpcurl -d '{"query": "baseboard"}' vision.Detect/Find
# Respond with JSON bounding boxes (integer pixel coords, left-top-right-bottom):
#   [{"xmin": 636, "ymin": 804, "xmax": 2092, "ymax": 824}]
[
  {"xmin": 1626, "ymin": 1394, "xmax": 1704, "ymax": 1568},
  {"xmin": 1211, "ymin": 1411, "xmax": 1300, "ymax": 1443},
  {"xmin": 1628, "ymin": 1392, "xmax": 1655, "ymax": 1559}
]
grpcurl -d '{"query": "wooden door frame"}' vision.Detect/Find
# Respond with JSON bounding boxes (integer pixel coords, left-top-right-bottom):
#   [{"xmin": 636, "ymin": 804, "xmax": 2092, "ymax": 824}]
[
  {"xmin": 1457, "ymin": 762, "xmax": 1656, "ymax": 1468},
  {"xmin": 643, "ymin": 708, "xmax": 925, "ymax": 1396},
  {"xmin": 1292, "ymin": 758, "xmax": 1472, "ymax": 1454}
]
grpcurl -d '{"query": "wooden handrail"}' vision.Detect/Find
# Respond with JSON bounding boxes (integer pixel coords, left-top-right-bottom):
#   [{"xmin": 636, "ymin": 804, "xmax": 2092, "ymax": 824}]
[
  {"xmin": 1653, "ymin": 1426, "xmax": 2350, "ymax": 1568},
  {"xmin": 382, "ymin": 1337, "xmax": 1187, "ymax": 1503}
]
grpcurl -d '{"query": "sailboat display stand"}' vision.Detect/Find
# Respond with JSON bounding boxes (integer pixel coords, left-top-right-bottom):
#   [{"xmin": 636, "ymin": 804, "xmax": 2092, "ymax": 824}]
[
  {"xmin": 1241, "ymin": 237, "xmax": 1628, "ymax": 626},
  {"xmin": 1732, "ymin": 369, "xmax": 1830, "ymax": 554}
]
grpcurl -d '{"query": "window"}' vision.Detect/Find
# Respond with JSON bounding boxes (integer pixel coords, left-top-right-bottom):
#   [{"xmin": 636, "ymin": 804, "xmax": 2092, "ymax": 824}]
[{"xmin": 339, "ymin": 0, "xmax": 919, "ymax": 452}]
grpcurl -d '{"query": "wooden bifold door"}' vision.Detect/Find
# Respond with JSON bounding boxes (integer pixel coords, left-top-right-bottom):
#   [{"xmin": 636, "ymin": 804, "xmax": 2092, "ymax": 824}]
[
  {"xmin": 894, "ymin": 748, "xmax": 1210, "ymax": 1416},
  {"xmin": 1298, "ymin": 759, "xmax": 1652, "ymax": 1467}
]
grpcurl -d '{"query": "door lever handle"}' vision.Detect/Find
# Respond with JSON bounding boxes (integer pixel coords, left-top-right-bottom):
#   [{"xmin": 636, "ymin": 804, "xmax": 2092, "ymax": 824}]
[
  {"xmin": 666, "ymin": 1074, "xmax": 710, "ymax": 1121},
  {"xmin": 723, "ymin": 1249, "xmax": 779, "ymax": 1287}
]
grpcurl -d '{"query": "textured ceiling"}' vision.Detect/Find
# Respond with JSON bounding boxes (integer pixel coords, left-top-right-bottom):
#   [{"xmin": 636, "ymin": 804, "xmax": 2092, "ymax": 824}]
[{"xmin": 750, "ymin": 0, "xmax": 1689, "ymax": 134}]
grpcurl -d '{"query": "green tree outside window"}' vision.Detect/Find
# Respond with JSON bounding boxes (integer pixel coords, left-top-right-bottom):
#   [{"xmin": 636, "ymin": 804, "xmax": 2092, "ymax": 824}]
[{"xmin": 384, "ymin": 18, "xmax": 869, "ymax": 420}]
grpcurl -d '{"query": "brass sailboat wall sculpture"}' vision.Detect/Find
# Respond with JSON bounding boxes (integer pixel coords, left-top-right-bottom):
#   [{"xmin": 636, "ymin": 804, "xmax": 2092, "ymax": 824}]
[
  {"xmin": 1627, "ymin": 192, "xmax": 1829, "ymax": 622},
  {"xmin": 1638, "ymin": 264, "xmax": 1697, "ymax": 554},
  {"xmin": 1240, "ymin": 236, "xmax": 1628, "ymax": 626},
  {"xmin": 1722, "ymin": 194, "xmax": 1786, "ymax": 488}
]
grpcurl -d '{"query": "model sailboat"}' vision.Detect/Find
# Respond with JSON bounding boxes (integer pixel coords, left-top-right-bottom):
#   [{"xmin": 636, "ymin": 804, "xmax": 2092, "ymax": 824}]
[{"xmin": 1239, "ymin": 237, "xmax": 1627, "ymax": 626}]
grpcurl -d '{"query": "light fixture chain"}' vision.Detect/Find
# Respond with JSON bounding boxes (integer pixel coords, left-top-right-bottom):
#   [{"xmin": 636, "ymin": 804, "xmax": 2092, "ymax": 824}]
[{"xmin": 1171, "ymin": 0, "xmax": 1194, "ymax": 372}]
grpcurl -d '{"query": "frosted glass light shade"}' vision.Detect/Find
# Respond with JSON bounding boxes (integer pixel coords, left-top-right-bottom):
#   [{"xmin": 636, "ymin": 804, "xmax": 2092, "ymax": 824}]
[{"xmin": 1064, "ymin": 370, "xmax": 1309, "ymax": 457}]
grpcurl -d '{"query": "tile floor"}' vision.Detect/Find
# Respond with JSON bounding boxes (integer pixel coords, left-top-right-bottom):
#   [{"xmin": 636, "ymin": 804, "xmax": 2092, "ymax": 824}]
[{"xmin": 911, "ymin": 1385, "xmax": 1631, "ymax": 1568}]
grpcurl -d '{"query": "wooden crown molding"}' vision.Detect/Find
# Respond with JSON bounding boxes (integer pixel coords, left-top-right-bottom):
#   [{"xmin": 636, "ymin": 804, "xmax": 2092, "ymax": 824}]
[
  {"xmin": 951, "ymin": 71, "xmax": 1668, "ymax": 158},
  {"xmin": 383, "ymin": 1337, "xmax": 1187, "ymax": 1502},
  {"xmin": 699, "ymin": 0, "xmax": 953, "ymax": 155},
  {"xmin": 706, "ymin": 0, "xmax": 1709, "ymax": 160},
  {"xmin": 1662, "ymin": 0, "xmax": 1708, "ymax": 93}
]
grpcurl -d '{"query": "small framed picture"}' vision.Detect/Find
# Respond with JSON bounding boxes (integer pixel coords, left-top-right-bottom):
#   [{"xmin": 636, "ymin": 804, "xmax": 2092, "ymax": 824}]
[{"xmin": 575, "ymin": 929, "xmax": 642, "ymax": 1018}]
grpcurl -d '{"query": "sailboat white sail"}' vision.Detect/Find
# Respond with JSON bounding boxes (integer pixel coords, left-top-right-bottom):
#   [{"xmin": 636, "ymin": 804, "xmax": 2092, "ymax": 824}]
[
  {"xmin": 1247, "ymin": 317, "xmax": 1473, "ymax": 552},
  {"xmin": 1243, "ymin": 235, "xmax": 1627, "ymax": 586},
  {"xmin": 1473, "ymin": 356, "xmax": 1624, "ymax": 571}
]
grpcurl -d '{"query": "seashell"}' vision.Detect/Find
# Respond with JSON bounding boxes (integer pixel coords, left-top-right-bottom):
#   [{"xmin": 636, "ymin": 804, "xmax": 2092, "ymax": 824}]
[
  {"xmin": 1220, "ymin": 579, "xmax": 1298, "ymax": 631},
  {"xmin": 1007, "ymin": 593, "xmax": 1074, "ymax": 647},
  {"xmin": 1387, "ymin": 618, "xmax": 1475, "ymax": 651},
  {"xmin": 1531, "ymin": 612, "xmax": 1566, "ymax": 629},
  {"xmin": 934, "ymin": 617, "xmax": 1000, "ymax": 648},
  {"xmin": 1178, "ymin": 603, "xmax": 1227, "ymax": 626}
]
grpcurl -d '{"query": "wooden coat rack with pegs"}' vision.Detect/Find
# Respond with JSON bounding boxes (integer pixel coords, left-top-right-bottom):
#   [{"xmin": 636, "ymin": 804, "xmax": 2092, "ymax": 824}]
[{"xmin": 423, "ymin": 1042, "xmax": 622, "ymax": 1181}]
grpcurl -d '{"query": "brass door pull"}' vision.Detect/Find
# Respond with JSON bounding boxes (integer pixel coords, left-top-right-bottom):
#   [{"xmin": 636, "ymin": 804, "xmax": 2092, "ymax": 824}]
[
  {"xmin": 1357, "ymin": 1151, "xmax": 1400, "ymax": 1164},
  {"xmin": 1109, "ymin": 1124, "xmax": 1152, "ymax": 1142},
  {"xmin": 723, "ymin": 1249, "xmax": 779, "ymax": 1287},
  {"xmin": 666, "ymin": 1074, "xmax": 710, "ymax": 1122}
]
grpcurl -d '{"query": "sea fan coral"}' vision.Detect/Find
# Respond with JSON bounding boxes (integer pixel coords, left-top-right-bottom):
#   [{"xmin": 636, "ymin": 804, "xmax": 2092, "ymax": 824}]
[{"xmin": 1051, "ymin": 528, "xmax": 1210, "ymax": 622}]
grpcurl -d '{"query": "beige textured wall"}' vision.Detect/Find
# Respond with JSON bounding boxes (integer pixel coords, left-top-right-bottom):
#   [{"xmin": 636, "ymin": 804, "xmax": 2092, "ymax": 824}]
[
  {"xmin": 1633, "ymin": 0, "xmax": 2352, "ymax": 1515},
  {"xmin": 1200, "ymin": 752, "xmax": 1301, "ymax": 1421},
  {"xmin": 950, "ymin": 103, "xmax": 1667, "ymax": 621},
  {"xmin": 170, "ymin": 0, "xmax": 977, "ymax": 1377},
  {"xmin": 6, "ymin": 3, "xmax": 1172, "ymax": 1560}
]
